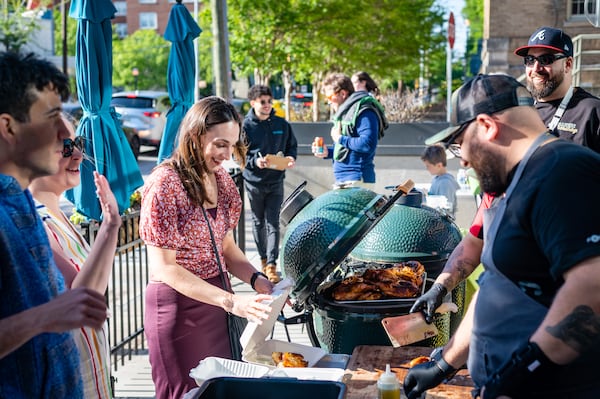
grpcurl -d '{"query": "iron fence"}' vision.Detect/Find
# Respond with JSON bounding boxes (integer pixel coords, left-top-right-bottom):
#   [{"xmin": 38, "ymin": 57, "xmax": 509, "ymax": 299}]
[{"xmin": 79, "ymin": 169, "xmax": 245, "ymax": 372}]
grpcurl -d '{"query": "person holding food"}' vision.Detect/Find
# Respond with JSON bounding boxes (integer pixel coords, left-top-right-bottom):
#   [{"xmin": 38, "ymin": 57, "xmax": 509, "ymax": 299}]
[
  {"xmin": 140, "ymin": 97, "xmax": 275, "ymax": 399},
  {"xmin": 242, "ymin": 85, "xmax": 297, "ymax": 284},
  {"xmin": 313, "ymin": 73, "xmax": 387, "ymax": 188}
]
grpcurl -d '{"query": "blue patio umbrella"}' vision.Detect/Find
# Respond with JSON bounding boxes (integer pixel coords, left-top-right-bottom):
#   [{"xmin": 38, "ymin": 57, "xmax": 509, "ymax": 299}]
[
  {"xmin": 157, "ymin": 0, "xmax": 202, "ymax": 164},
  {"xmin": 66, "ymin": 0, "xmax": 144, "ymax": 221}
]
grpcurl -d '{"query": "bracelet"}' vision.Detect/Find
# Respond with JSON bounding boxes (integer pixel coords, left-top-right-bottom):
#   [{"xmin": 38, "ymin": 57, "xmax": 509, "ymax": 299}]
[{"xmin": 250, "ymin": 271, "xmax": 268, "ymax": 290}]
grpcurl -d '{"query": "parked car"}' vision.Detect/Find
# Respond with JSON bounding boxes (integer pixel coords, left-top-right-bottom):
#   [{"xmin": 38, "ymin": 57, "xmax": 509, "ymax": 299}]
[
  {"xmin": 62, "ymin": 102, "xmax": 142, "ymax": 160},
  {"xmin": 111, "ymin": 91, "xmax": 171, "ymax": 150}
]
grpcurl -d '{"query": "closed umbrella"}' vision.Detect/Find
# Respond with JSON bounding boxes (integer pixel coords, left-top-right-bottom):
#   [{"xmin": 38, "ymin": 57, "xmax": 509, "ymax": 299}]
[
  {"xmin": 157, "ymin": 0, "xmax": 202, "ymax": 164},
  {"xmin": 65, "ymin": 0, "xmax": 144, "ymax": 220}
]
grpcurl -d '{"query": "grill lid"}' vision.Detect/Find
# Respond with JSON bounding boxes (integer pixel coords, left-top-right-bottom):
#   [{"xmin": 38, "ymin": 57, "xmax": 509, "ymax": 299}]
[
  {"xmin": 350, "ymin": 202, "xmax": 462, "ymax": 263},
  {"xmin": 281, "ymin": 181, "xmax": 414, "ymax": 309}
]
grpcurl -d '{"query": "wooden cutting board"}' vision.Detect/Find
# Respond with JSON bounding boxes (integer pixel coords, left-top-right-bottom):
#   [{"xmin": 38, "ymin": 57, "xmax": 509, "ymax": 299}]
[{"xmin": 345, "ymin": 345, "xmax": 473, "ymax": 399}]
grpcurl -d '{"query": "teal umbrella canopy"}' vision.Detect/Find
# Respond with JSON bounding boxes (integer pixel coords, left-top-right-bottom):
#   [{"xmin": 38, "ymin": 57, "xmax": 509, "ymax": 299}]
[
  {"xmin": 157, "ymin": 1, "xmax": 202, "ymax": 164},
  {"xmin": 66, "ymin": 0, "xmax": 144, "ymax": 220}
]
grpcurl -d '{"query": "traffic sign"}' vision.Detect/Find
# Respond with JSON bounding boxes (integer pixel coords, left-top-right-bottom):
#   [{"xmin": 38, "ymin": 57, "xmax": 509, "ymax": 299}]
[{"xmin": 448, "ymin": 12, "xmax": 455, "ymax": 49}]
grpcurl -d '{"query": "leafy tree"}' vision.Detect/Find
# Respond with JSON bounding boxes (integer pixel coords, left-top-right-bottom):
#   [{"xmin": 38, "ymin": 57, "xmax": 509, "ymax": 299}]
[
  {"xmin": 223, "ymin": 0, "xmax": 445, "ymax": 120},
  {"xmin": 463, "ymin": 0, "xmax": 483, "ymax": 76},
  {"xmin": 0, "ymin": 0, "xmax": 50, "ymax": 52},
  {"xmin": 112, "ymin": 29, "xmax": 170, "ymax": 91},
  {"xmin": 53, "ymin": 6, "xmax": 77, "ymax": 57}
]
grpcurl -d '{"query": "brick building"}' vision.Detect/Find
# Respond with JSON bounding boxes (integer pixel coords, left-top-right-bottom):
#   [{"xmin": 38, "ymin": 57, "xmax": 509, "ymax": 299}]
[
  {"xmin": 481, "ymin": 0, "xmax": 600, "ymax": 93},
  {"xmin": 112, "ymin": 0, "xmax": 201, "ymax": 37}
]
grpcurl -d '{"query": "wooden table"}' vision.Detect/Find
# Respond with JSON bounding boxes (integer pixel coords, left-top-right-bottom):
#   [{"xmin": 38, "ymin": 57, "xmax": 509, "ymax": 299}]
[{"xmin": 345, "ymin": 345, "xmax": 474, "ymax": 399}]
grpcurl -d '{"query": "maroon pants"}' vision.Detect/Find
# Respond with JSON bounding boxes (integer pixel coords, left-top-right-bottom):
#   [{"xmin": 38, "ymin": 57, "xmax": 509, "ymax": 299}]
[{"xmin": 145, "ymin": 277, "xmax": 231, "ymax": 399}]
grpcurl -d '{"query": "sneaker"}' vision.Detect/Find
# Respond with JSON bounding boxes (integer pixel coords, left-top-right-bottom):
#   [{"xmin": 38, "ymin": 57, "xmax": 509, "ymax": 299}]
[{"xmin": 262, "ymin": 263, "xmax": 281, "ymax": 284}]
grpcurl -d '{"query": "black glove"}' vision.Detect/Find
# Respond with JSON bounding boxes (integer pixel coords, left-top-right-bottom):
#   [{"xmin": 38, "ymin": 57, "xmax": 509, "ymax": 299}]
[
  {"xmin": 409, "ymin": 283, "xmax": 447, "ymax": 323},
  {"xmin": 481, "ymin": 341, "xmax": 556, "ymax": 399},
  {"xmin": 403, "ymin": 349, "xmax": 458, "ymax": 399}
]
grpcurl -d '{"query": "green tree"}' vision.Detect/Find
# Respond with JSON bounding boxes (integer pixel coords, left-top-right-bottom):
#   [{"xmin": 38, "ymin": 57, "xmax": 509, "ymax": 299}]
[
  {"xmin": 53, "ymin": 6, "xmax": 77, "ymax": 57},
  {"xmin": 223, "ymin": 0, "xmax": 445, "ymax": 120},
  {"xmin": 463, "ymin": 0, "xmax": 483, "ymax": 76},
  {"xmin": 0, "ymin": 0, "xmax": 50, "ymax": 52},
  {"xmin": 112, "ymin": 29, "xmax": 170, "ymax": 91}
]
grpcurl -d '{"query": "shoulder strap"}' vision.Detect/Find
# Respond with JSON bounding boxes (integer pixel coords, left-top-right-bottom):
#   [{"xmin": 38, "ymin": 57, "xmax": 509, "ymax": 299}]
[{"xmin": 201, "ymin": 206, "xmax": 233, "ymax": 293}]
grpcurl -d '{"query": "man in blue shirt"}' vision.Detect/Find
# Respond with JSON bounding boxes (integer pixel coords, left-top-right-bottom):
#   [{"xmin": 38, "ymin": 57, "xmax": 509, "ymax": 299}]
[
  {"xmin": 313, "ymin": 73, "xmax": 387, "ymax": 187},
  {"xmin": 0, "ymin": 52, "xmax": 108, "ymax": 398}
]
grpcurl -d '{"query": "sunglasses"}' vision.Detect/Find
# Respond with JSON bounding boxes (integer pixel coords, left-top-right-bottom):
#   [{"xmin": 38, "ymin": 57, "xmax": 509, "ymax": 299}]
[
  {"xmin": 258, "ymin": 99, "xmax": 272, "ymax": 105},
  {"xmin": 63, "ymin": 136, "xmax": 85, "ymax": 158},
  {"xmin": 326, "ymin": 91, "xmax": 339, "ymax": 102},
  {"xmin": 523, "ymin": 54, "xmax": 567, "ymax": 67}
]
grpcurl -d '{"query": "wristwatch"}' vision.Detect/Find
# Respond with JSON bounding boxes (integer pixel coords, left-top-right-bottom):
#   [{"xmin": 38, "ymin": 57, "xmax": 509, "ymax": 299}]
[{"xmin": 250, "ymin": 271, "xmax": 268, "ymax": 290}]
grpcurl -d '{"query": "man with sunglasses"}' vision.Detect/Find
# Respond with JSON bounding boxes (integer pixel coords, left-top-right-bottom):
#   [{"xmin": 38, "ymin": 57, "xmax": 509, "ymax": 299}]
[
  {"xmin": 515, "ymin": 26, "xmax": 600, "ymax": 153},
  {"xmin": 242, "ymin": 85, "xmax": 297, "ymax": 283},
  {"xmin": 404, "ymin": 74, "xmax": 600, "ymax": 399},
  {"xmin": 0, "ymin": 52, "xmax": 108, "ymax": 397},
  {"xmin": 313, "ymin": 73, "xmax": 387, "ymax": 187}
]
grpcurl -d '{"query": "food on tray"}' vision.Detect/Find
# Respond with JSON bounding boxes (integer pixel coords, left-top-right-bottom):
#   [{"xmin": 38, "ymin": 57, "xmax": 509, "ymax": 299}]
[
  {"xmin": 272, "ymin": 351, "xmax": 309, "ymax": 367},
  {"xmin": 408, "ymin": 356, "xmax": 431, "ymax": 368},
  {"xmin": 332, "ymin": 261, "xmax": 426, "ymax": 301}
]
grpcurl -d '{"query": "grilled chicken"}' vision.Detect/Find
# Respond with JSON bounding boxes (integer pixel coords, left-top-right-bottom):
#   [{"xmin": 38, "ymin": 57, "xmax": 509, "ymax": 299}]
[{"xmin": 331, "ymin": 261, "xmax": 425, "ymax": 301}]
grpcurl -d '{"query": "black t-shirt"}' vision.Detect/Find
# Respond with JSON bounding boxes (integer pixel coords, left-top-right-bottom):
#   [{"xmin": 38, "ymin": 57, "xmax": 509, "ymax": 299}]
[
  {"xmin": 536, "ymin": 87, "xmax": 600, "ymax": 153},
  {"xmin": 492, "ymin": 139, "xmax": 600, "ymax": 306}
]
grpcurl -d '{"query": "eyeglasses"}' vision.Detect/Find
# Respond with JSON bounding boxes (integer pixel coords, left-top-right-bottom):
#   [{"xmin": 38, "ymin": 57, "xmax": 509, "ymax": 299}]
[
  {"xmin": 444, "ymin": 120, "xmax": 473, "ymax": 158},
  {"xmin": 523, "ymin": 54, "xmax": 567, "ymax": 67},
  {"xmin": 63, "ymin": 136, "xmax": 85, "ymax": 158},
  {"xmin": 326, "ymin": 91, "xmax": 339, "ymax": 102},
  {"xmin": 259, "ymin": 99, "xmax": 273, "ymax": 105}
]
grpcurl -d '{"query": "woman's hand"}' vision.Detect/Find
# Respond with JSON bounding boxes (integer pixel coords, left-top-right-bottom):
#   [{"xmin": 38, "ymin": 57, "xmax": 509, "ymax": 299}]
[
  {"xmin": 94, "ymin": 171, "xmax": 120, "ymax": 228},
  {"xmin": 253, "ymin": 275, "xmax": 274, "ymax": 295},
  {"xmin": 231, "ymin": 294, "xmax": 273, "ymax": 324}
]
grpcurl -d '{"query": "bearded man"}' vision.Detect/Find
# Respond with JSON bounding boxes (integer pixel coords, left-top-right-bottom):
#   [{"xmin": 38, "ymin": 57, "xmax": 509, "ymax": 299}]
[{"xmin": 515, "ymin": 26, "xmax": 600, "ymax": 152}]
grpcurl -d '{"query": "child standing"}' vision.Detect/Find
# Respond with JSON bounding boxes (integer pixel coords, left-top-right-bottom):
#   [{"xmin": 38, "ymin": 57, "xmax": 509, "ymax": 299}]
[{"xmin": 420, "ymin": 144, "xmax": 460, "ymax": 216}]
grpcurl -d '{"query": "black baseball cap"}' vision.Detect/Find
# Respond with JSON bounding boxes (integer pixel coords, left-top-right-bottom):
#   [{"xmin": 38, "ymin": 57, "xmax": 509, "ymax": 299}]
[
  {"xmin": 425, "ymin": 74, "xmax": 534, "ymax": 145},
  {"xmin": 514, "ymin": 26, "xmax": 573, "ymax": 57}
]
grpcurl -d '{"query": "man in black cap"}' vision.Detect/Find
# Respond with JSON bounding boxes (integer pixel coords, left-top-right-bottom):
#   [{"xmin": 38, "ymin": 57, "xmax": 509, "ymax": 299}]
[
  {"xmin": 404, "ymin": 74, "xmax": 600, "ymax": 399},
  {"xmin": 515, "ymin": 26, "xmax": 600, "ymax": 152}
]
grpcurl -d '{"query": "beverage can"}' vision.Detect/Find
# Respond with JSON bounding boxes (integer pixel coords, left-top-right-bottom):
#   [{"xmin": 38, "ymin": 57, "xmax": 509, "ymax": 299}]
[{"xmin": 314, "ymin": 136, "xmax": 324, "ymax": 154}]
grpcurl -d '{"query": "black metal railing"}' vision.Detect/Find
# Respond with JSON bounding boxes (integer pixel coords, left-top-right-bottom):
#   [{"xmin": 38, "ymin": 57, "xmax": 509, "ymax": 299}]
[{"xmin": 79, "ymin": 169, "xmax": 245, "ymax": 371}]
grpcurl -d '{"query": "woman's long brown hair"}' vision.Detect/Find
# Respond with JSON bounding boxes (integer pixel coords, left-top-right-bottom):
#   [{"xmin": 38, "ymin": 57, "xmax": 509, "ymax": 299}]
[{"xmin": 161, "ymin": 96, "xmax": 246, "ymax": 207}]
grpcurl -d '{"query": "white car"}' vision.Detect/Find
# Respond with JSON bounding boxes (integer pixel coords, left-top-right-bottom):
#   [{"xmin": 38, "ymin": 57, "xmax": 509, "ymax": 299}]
[{"xmin": 111, "ymin": 91, "xmax": 171, "ymax": 149}]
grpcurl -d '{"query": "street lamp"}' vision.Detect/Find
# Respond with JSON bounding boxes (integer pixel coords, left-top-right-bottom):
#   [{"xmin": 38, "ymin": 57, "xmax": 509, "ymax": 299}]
[{"xmin": 132, "ymin": 67, "xmax": 139, "ymax": 91}]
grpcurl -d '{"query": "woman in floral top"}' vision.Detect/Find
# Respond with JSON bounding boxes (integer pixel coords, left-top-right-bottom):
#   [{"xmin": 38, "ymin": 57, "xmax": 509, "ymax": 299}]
[{"xmin": 139, "ymin": 97, "xmax": 274, "ymax": 399}]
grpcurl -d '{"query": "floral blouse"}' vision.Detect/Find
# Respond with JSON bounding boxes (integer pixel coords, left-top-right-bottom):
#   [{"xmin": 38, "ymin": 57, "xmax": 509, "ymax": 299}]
[{"xmin": 139, "ymin": 165, "xmax": 242, "ymax": 279}]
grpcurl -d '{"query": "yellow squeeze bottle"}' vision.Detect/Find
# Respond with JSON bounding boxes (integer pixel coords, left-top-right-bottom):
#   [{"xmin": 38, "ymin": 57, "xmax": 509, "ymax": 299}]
[{"xmin": 377, "ymin": 363, "xmax": 401, "ymax": 399}]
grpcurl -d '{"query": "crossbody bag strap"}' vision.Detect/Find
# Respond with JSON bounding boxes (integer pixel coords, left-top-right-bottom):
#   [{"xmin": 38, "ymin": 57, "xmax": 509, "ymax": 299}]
[{"xmin": 200, "ymin": 206, "xmax": 232, "ymax": 294}]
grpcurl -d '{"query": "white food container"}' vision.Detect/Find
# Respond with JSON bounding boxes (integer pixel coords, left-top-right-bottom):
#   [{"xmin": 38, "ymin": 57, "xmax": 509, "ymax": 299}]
[
  {"xmin": 239, "ymin": 280, "xmax": 327, "ymax": 368},
  {"xmin": 189, "ymin": 357, "xmax": 348, "ymax": 386},
  {"xmin": 189, "ymin": 357, "xmax": 270, "ymax": 386}
]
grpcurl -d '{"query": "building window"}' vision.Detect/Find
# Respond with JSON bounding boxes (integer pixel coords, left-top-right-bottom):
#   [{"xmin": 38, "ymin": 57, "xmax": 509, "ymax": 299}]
[
  {"xmin": 572, "ymin": 0, "xmax": 585, "ymax": 15},
  {"xmin": 115, "ymin": 23, "xmax": 128, "ymax": 38},
  {"xmin": 139, "ymin": 12, "xmax": 157, "ymax": 30},
  {"xmin": 114, "ymin": 1, "xmax": 126, "ymax": 17},
  {"xmin": 139, "ymin": 0, "xmax": 157, "ymax": 4}
]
